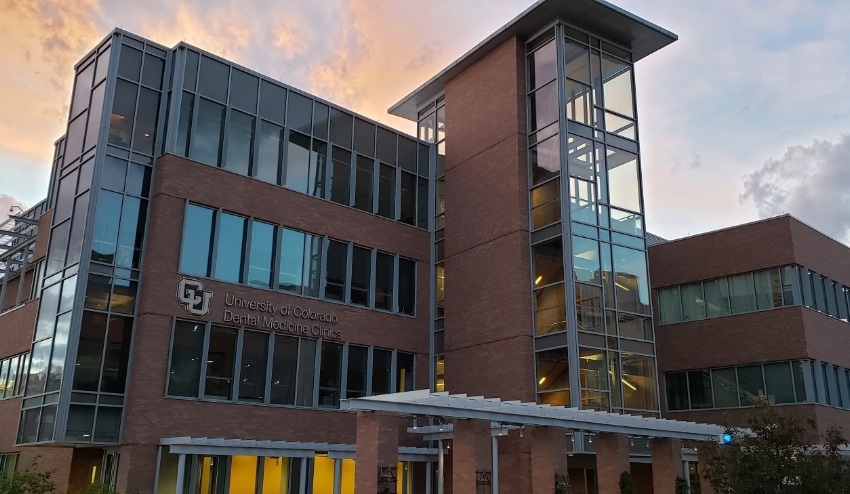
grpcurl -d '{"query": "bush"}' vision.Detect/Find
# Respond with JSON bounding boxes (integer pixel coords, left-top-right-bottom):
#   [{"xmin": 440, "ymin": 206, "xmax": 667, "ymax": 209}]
[
  {"xmin": 555, "ymin": 472, "xmax": 569, "ymax": 494},
  {"xmin": 618, "ymin": 470, "xmax": 634, "ymax": 494},
  {"xmin": 675, "ymin": 475, "xmax": 690, "ymax": 494},
  {"xmin": 0, "ymin": 462, "xmax": 56, "ymax": 494}
]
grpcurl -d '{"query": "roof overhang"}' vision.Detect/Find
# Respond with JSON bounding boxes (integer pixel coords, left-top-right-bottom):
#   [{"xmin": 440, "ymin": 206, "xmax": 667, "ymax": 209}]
[
  {"xmin": 342, "ymin": 390, "xmax": 726, "ymax": 442},
  {"xmin": 389, "ymin": 0, "xmax": 677, "ymax": 121},
  {"xmin": 160, "ymin": 437, "xmax": 438, "ymax": 461}
]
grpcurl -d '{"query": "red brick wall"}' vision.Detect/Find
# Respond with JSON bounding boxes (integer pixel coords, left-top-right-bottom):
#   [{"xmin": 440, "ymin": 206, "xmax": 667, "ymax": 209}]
[
  {"xmin": 442, "ymin": 35, "xmax": 536, "ymax": 402},
  {"xmin": 0, "ymin": 300, "xmax": 37, "ymax": 358},
  {"xmin": 115, "ymin": 152, "xmax": 433, "ymax": 488}
]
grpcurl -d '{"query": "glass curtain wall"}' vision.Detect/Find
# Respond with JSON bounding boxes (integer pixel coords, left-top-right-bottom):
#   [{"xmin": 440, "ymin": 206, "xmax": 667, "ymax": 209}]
[
  {"xmin": 20, "ymin": 32, "xmax": 167, "ymax": 445},
  {"xmin": 418, "ymin": 98, "xmax": 442, "ymax": 392},
  {"xmin": 169, "ymin": 47, "xmax": 430, "ymax": 230},
  {"xmin": 528, "ymin": 25, "xmax": 658, "ymax": 415}
]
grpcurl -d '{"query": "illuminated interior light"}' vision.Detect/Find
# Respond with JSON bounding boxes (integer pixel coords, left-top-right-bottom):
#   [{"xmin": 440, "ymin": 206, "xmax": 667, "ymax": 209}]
[
  {"xmin": 535, "ymin": 275, "xmax": 543, "ymax": 285},
  {"xmin": 621, "ymin": 378, "xmax": 637, "ymax": 391},
  {"xmin": 539, "ymin": 377, "xmax": 547, "ymax": 385},
  {"xmin": 615, "ymin": 282, "xmax": 630, "ymax": 291}
]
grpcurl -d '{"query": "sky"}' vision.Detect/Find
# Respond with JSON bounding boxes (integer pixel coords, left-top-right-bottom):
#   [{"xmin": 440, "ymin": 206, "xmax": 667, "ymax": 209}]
[{"xmin": 0, "ymin": 0, "xmax": 848, "ymax": 245}]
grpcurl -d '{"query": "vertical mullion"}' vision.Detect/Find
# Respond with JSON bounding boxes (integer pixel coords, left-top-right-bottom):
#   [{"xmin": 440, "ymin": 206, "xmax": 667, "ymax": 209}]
[
  {"xmin": 242, "ymin": 218, "xmax": 254, "ymax": 286},
  {"xmin": 264, "ymin": 332, "xmax": 275, "ymax": 405},
  {"xmin": 209, "ymin": 209, "xmax": 223, "ymax": 279},
  {"xmin": 369, "ymin": 249, "xmax": 377, "ymax": 309},
  {"xmin": 232, "ymin": 328, "xmax": 244, "ymax": 402},
  {"xmin": 340, "ymin": 343, "xmax": 349, "ymax": 401},
  {"xmin": 312, "ymin": 340, "xmax": 321, "ymax": 408},
  {"xmin": 365, "ymin": 347, "xmax": 374, "ymax": 397},
  {"xmin": 344, "ymin": 243, "xmax": 353, "ymax": 304},
  {"xmin": 198, "ymin": 323, "xmax": 211, "ymax": 398}
]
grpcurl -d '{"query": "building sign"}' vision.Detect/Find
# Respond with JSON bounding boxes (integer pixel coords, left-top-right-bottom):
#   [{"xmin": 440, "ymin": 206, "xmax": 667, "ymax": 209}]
[
  {"xmin": 177, "ymin": 278, "xmax": 213, "ymax": 317},
  {"xmin": 176, "ymin": 279, "xmax": 342, "ymax": 340}
]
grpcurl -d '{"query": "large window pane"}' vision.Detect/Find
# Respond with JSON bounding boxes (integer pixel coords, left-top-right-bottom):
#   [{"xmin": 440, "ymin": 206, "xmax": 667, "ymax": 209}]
[
  {"xmin": 712, "ymin": 368, "xmax": 739, "ymax": 408},
  {"xmin": 330, "ymin": 109, "xmax": 352, "ymax": 149},
  {"xmin": 737, "ymin": 365, "xmax": 765, "ymax": 406},
  {"xmin": 296, "ymin": 339, "xmax": 316, "ymax": 407},
  {"xmin": 396, "ymin": 353, "xmax": 414, "ymax": 392},
  {"xmin": 754, "ymin": 269, "xmax": 783, "ymax": 310},
  {"xmin": 601, "ymin": 54, "xmax": 634, "ymax": 118},
  {"xmin": 680, "ymin": 283, "xmax": 705, "ymax": 322},
  {"xmin": 567, "ymin": 135, "xmax": 596, "ymax": 180},
  {"xmin": 270, "ymin": 335, "xmax": 299, "ymax": 405},
  {"xmin": 531, "ymin": 135, "xmax": 560, "ymax": 186},
  {"xmin": 256, "ymin": 121, "xmax": 283, "ymax": 184},
  {"xmin": 91, "ymin": 191, "xmax": 123, "ymax": 264},
  {"xmin": 309, "ymin": 140, "xmax": 327, "ymax": 198},
  {"xmin": 528, "ymin": 39, "xmax": 556, "ymax": 90},
  {"xmin": 535, "ymin": 283, "xmax": 566, "ymax": 335},
  {"xmin": 132, "ymin": 88, "xmax": 160, "ymax": 155},
  {"xmin": 346, "ymin": 345, "xmax": 368, "ymax": 399},
  {"xmin": 238, "ymin": 331, "xmax": 268, "ymax": 402},
  {"xmin": 570, "ymin": 178, "xmax": 597, "ymax": 225},
  {"xmin": 400, "ymin": 172, "xmax": 416, "ymax": 225},
  {"xmin": 167, "ymin": 320, "xmax": 204, "ymax": 397},
  {"xmin": 180, "ymin": 204, "xmax": 215, "ymax": 277},
  {"xmin": 621, "ymin": 354, "xmax": 657, "ymax": 410},
  {"xmin": 398, "ymin": 258, "xmax": 416, "ymax": 315},
  {"xmin": 279, "ymin": 229, "xmax": 306, "ymax": 294},
  {"xmin": 108, "ymin": 80, "xmax": 137, "ymax": 148},
  {"xmin": 687, "ymin": 370, "xmax": 713, "ymax": 409},
  {"xmin": 116, "ymin": 196, "xmax": 146, "ymax": 268},
  {"xmin": 763, "ymin": 362, "xmax": 795, "ymax": 405},
  {"xmin": 247, "ymin": 221, "xmax": 275, "ymax": 288},
  {"xmin": 665, "ymin": 372, "xmax": 688, "ymax": 411},
  {"xmin": 531, "ymin": 179, "xmax": 561, "ymax": 230},
  {"xmin": 372, "ymin": 349, "xmax": 392, "ymax": 395},
  {"xmin": 606, "ymin": 148, "xmax": 640, "ymax": 213},
  {"xmin": 176, "ymin": 92, "xmax": 194, "ymax": 156},
  {"xmin": 213, "ymin": 213, "xmax": 246, "ymax": 283},
  {"xmin": 354, "ymin": 155, "xmax": 374, "ymax": 212},
  {"xmin": 533, "ymin": 237, "xmax": 564, "ymax": 287},
  {"xmin": 191, "ymin": 99, "xmax": 226, "ymax": 167},
  {"xmin": 285, "ymin": 131, "xmax": 311, "ymax": 193},
  {"xmin": 350, "ymin": 247, "xmax": 372, "ymax": 307},
  {"xmin": 303, "ymin": 235, "xmax": 323, "ymax": 298},
  {"xmin": 565, "ymin": 80, "xmax": 592, "ymax": 125},
  {"xmin": 325, "ymin": 241, "xmax": 348, "ymax": 302},
  {"xmin": 537, "ymin": 349, "xmax": 570, "ymax": 393},
  {"xmin": 729, "ymin": 273, "xmax": 757, "ymax": 314},
  {"xmin": 572, "ymin": 236, "xmax": 600, "ymax": 283},
  {"xmin": 318, "ymin": 343, "xmax": 342, "ymax": 408},
  {"xmin": 612, "ymin": 246, "xmax": 650, "ymax": 315},
  {"xmin": 329, "ymin": 147, "xmax": 351, "ymax": 205},
  {"xmin": 704, "ymin": 278, "xmax": 731, "ymax": 318},
  {"xmin": 204, "ymin": 326, "xmax": 237, "ymax": 399},
  {"xmin": 101, "ymin": 315, "xmax": 132, "ymax": 393},
  {"xmin": 224, "ymin": 110, "xmax": 254, "ymax": 176},
  {"xmin": 73, "ymin": 311, "xmax": 105, "ymax": 394},
  {"xmin": 575, "ymin": 283, "xmax": 603, "ymax": 333},
  {"xmin": 287, "ymin": 92, "xmax": 312, "ymax": 135},
  {"xmin": 658, "ymin": 287, "xmax": 682, "ymax": 324},
  {"xmin": 375, "ymin": 253, "xmax": 394, "ymax": 310},
  {"xmin": 378, "ymin": 164, "xmax": 395, "ymax": 219},
  {"xmin": 529, "ymin": 81, "xmax": 558, "ymax": 132},
  {"xmin": 197, "ymin": 56, "xmax": 229, "ymax": 102}
]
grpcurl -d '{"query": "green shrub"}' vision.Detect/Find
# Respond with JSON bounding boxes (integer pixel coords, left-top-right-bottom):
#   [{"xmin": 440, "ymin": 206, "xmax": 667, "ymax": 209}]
[
  {"xmin": 0, "ymin": 461, "xmax": 56, "ymax": 494},
  {"xmin": 675, "ymin": 475, "xmax": 690, "ymax": 494},
  {"xmin": 618, "ymin": 470, "xmax": 634, "ymax": 494}
]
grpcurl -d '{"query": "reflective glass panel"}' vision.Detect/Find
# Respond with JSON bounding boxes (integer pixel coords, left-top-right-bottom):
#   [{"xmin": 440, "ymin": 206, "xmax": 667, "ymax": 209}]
[
  {"xmin": 318, "ymin": 342, "xmax": 342, "ymax": 408},
  {"xmin": 537, "ymin": 348, "xmax": 570, "ymax": 392},
  {"xmin": 737, "ymin": 365, "xmax": 765, "ymax": 406},
  {"xmin": 533, "ymin": 237, "xmax": 564, "ymax": 287},
  {"xmin": 204, "ymin": 326, "xmax": 237, "ymax": 399},
  {"xmin": 325, "ymin": 241, "xmax": 348, "ymax": 302},
  {"xmin": 213, "ymin": 213, "xmax": 246, "ymax": 283},
  {"xmin": 528, "ymin": 39, "xmax": 556, "ymax": 90},
  {"xmin": 191, "ymin": 99, "xmax": 226, "ymax": 167},
  {"xmin": 612, "ymin": 246, "xmax": 650, "ymax": 315},
  {"xmin": 238, "ymin": 331, "xmax": 268, "ymax": 402},
  {"xmin": 224, "ymin": 110, "xmax": 254, "ymax": 176},
  {"xmin": 285, "ymin": 131, "xmax": 311, "ymax": 193},
  {"xmin": 372, "ymin": 349, "xmax": 392, "ymax": 395},
  {"xmin": 350, "ymin": 246, "xmax": 371, "ymax": 307},
  {"xmin": 531, "ymin": 178, "xmax": 561, "ymax": 230},
  {"xmin": 375, "ymin": 252, "xmax": 394, "ymax": 310},
  {"xmin": 73, "ymin": 312, "xmax": 107, "ymax": 392},
  {"xmin": 296, "ymin": 339, "xmax": 316, "ymax": 407},
  {"xmin": 179, "ymin": 204, "xmax": 215, "ymax": 277},
  {"xmin": 354, "ymin": 155, "xmax": 374, "ymax": 212},
  {"xmin": 248, "ymin": 221, "xmax": 275, "ymax": 288},
  {"xmin": 329, "ymin": 147, "xmax": 351, "ymax": 205},
  {"xmin": 529, "ymin": 80, "xmax": 558, "ymax": 132},
  {"xmin": 621, "ymin": 354, "xmax": 656, "ymax": 410},
  {"xmin": 531, "ymin": 135, "xmax": 560, "ymax": 186},
  {"xmin": 346, "ymin": 345, "xmax": 368, "ymax": 399},
  {"xmin": 279, "ymin": 229, "xmax": 306, "ymax": 294},
  {"xmin": 606, "ymin": 147, "xmax": 641, "ymax": 213},
  {"xmin": 270, "ymin": 335, "xmax": 298, "ymax": 405},
  {"xmin": 398, "ymin": 258, "xmax": 416, "ymax": 315},
  {"xmin": 256, "ymin": 120, "xmax": 283, "ymax": 185}
]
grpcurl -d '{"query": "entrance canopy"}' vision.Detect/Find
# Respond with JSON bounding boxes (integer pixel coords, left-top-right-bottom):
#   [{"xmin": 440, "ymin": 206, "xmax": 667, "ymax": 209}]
[{"xmin": 341, "ymin": 390, "xmax": 727, "ymax": 442}]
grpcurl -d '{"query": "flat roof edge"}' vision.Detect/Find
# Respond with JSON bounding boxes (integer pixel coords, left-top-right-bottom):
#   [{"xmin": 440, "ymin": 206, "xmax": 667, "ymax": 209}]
[{"xmin": 389, "ymin": 0, "xmax": 677, "ymax": 121}]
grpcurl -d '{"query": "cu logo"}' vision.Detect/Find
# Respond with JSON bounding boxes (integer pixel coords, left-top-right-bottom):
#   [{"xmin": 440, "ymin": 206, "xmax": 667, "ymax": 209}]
[{"xmin": 177, "ymin": 278, "xmax": 213, "ymax": 317}]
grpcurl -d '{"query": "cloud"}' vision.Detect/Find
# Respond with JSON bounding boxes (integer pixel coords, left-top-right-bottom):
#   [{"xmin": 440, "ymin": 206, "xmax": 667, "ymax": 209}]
[
  {"xmin": 741, "ymin": 135, "xmax": 850, "ymax": 244},
  {"xmin": 0, "ymin": 194, "xmax": 28, "ymax": 223}
]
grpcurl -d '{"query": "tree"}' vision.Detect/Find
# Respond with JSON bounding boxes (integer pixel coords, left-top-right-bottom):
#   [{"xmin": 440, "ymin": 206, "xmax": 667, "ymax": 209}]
[
  {"xmin": 0, "ymin": 461, "xmax": 56, "ymax": 494},
  {"xmin": 701, "ymin": 403, "xmax": 850, "ymax": 493}
]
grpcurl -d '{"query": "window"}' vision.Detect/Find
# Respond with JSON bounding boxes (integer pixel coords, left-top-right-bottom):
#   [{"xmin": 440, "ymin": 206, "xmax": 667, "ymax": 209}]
[
  {"xmin": 279, "ymin": 229, "xmax": 306, "ymax": 294},
  {"xmin": 354, "ymin": 155, "xmax": 374, "ymax": 212},
  {"xmin": 729, "ymin": 274, "xmax": 757, "ymax": 314},
  {"xmin": 346, "ymin": 345, "xmax": 368, "ymax": 399},
  {"xmin": 396, "ymin": 353, "xmax": 414, "ymax": 392},
  {"xmin": 270, "ymin": 336, "xmax": 298, "ymax": 405},
  {"xmin": 531, "ymin": 179, "xmax": 561, "ymax": 230},
  {"xmin": 256, "ymin": 121, "xmax": 283, "ymax": 185},
  {"xmin": 318, "ymin": 343, "xmax": 342, "ymax": 408},
  {"xmin": 665, "ymin": 372, "xmax": 688, "ymax": 411},
  {"xmin": 329, "ymin": 147, "xmax": 351, "ymax": 205},
  {"xmin": 377, "ymin": 164, "xmax": 395, "ymax": 219},
  {"xmin": 325, "ymin": 241, "xmax": 348, "ymax": 302},
  {"xmin": 657, "ymin": 287, "xmax": 682, "ymax": 325},
  {"xmin": 398, "ymin": 258, "xmax": 416, "ymax": 316},
  {"xmin": 167, "ymin": 320, "xmax": 205, "ymax": 397},
  {"xmin": 224, "ymin": 110, "xmax": 254, "ymax": 176},
  {"xmin": 374, "ymin": 253, "xmax": 394, "ymax": 311},
  {"xmin": 285, "ymin": 131, "xmax": 311, "ymax": 193},
  {"xmin": 350, "ymin": 246, "xmax": 371, "ymax": 306},
  {"xmin": 204, "ymin": 326, "xmax": 237, "ymax": 399},
  {"xmin": 213, "ymin": 213, "xmax": 247, "ymax": 283},
  {"xmin": 191, "ymin": 99, "xmax": 226, "ymax": 167},
  {"xmin": 400, "ymin": 172, "xmax": 416, "ymax": 225},
  {"xmin": 687, "ymin": 370, "xmax": 713, "ymax": 409},
  {"xmin": 247, "ymin": 221, "xmax": 275, "ymax": 288},
  {"xmin": 372, "ymin": 349, "xmax": 392, "ymax": 395},
  {"xmin": 180, "ymin": 204, "xmax": 216, "ymax": 276},
  {"xmin": 238, "ymin": 331, "xmax": 268, "ymax": 402}
]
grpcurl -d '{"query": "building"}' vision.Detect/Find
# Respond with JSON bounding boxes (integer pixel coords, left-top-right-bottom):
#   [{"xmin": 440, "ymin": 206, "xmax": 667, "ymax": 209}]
[
  {"xmin": 651, "ymin": 215, "xmax": 850, "ymax": 441},
  {"xmin": 0, "ymin": 1, "xmax": 736, "ymax": 493}
]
